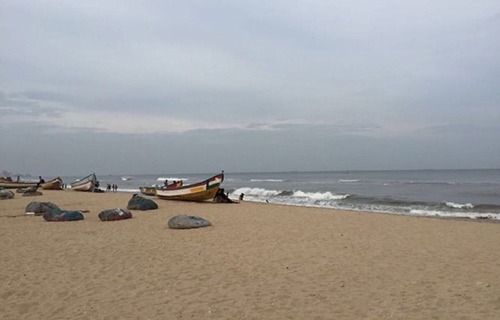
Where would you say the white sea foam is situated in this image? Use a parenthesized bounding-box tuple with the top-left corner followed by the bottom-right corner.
(292, 190, 349, 200)
(250, 179, 284, 182)
(157, 177, 187, 182)
(115, 188, 139, 193)
(231, 187, 349, 201)
(445, 202, 474, 209)
(409, 209, 498, 220)
(232, 187, 281, 197)
(338, 179, 360, 183)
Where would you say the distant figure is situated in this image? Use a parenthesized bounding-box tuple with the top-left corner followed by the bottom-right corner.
(239, 193, 244, 201)
(107, 184, 111, 192)
(16, 176, 20, 182)
(95, 180, 100, 188)
(164, 180, 168, 187)
(37, 176, 45, 188)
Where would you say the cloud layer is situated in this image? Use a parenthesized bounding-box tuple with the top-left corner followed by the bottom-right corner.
(1, 0, 499, 175)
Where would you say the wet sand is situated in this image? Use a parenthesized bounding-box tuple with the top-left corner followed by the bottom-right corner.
(1, 190, 499, 319)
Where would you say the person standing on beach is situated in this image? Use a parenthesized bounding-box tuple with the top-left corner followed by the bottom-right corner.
(37, 176, 45, 188)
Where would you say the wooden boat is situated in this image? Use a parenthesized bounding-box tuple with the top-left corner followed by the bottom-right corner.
(154, 172, 224, 201)
(70, 173, 97, 191)
(41, 177, 64, 190)
(139, 181, 183, 197)
(139, 186, 158, 196)
(0, 177, 38, 189)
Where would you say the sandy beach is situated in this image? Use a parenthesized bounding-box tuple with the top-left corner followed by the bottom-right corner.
(1, 190, 499, 319)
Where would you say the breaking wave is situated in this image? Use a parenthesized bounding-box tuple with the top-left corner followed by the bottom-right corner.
(445, 202, 474, 209)
(231, 187, 350, 202)
(293, 190, 349, 200)
(229, 186, 500, 221)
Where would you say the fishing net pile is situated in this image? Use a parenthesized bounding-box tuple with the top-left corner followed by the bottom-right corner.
(127, 195, 158, 210)
(98, 208, 133, 221)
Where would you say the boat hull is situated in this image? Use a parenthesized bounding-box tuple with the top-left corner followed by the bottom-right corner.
(41, 177, 64, 190)
(0, 179, 38, 189)
(70, 173, 97, 192)
(139, 187, 157, 196)
(154, 173, 224, 201)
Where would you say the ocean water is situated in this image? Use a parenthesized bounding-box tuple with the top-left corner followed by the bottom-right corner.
(59, 169, 500, 220)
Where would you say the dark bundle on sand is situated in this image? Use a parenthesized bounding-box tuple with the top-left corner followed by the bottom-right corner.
(127, 194, 158, 210)
(98, 208, 132, 221)
(25, 202, 59, 216)
(22, 186, 43, 197)
(213, 188, 236, 203)
(0, 190, 15, 200)
(43, 208, 84, 222)
(168, 215, 212, 229)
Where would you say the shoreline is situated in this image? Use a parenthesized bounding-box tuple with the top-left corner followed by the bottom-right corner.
(53, 188, 500, 223)
(1, 190, 500, 319)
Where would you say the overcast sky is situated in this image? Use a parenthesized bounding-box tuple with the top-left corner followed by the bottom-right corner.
(1, 0, 499, 176)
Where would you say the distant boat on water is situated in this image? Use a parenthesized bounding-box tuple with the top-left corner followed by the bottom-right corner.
(71, 173, 97, 191)
(154, 172, 224, 201)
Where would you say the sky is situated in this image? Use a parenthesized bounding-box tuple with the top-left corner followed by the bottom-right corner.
(1, 0, 499, 176)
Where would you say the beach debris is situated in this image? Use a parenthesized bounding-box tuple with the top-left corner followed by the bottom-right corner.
(168, 215, 212, 229)
(0, 190, 15, 200)
(127, 194, 158, 210)
(98, 208, 133, 221)
(25, 201, 60, 216)
(43, 208, 84, 222)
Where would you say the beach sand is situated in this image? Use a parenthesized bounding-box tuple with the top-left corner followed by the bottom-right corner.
(1, 190, 499, 319)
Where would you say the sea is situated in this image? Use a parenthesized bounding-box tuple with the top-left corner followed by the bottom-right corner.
(56, 169, 500, 221)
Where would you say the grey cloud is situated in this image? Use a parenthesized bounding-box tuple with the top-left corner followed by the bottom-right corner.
(0, 91, 65, 117)
(1, 0, 499, 174)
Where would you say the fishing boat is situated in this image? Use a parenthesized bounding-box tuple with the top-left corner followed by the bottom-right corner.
(41, 177, 64, 190)
(139, 186, 158, 196)
(154, 172, 224, 201)
(70, 173, 97, 191)
(0, 177, 38, 189)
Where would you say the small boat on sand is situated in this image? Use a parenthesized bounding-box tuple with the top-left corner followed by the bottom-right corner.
(41, 177, 64, 190)
(139, 186, 158, 196)
(71, 173, 97, 191)
(154, 172, 224, 201)
(0, 177, 38, 189)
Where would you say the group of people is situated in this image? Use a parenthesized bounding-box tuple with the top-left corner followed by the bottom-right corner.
(106, 184, 118, 192)
(164, 180, 183, 188)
